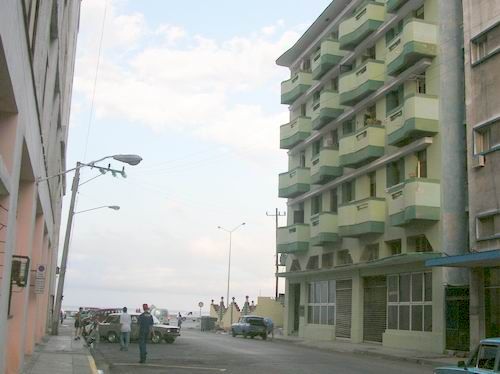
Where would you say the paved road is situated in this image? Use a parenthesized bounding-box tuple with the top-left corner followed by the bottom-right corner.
(93, 328, 436, 374)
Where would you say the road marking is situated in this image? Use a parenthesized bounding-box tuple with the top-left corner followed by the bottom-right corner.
(112, 363, 226, 372)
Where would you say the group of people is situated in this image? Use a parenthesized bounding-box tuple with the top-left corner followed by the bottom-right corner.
(119, 304, 154, 363)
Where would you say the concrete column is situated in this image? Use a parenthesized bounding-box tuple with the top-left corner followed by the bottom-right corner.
(438, 0, 469, 286)
(284, 280, 290, 335)
(469, 268, 485, 349)
(350, 270, 363, 343)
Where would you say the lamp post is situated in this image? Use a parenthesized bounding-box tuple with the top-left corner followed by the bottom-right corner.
(46, 154, 142, 335)
(217, 222, 245, 325)
(74, 205, 120, 215)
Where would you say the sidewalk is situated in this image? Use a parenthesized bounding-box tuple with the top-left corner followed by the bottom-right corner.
(22, 322, 100, 374)
(274, 332, 463, 368)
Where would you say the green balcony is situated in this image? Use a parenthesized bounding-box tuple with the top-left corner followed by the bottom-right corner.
(386, 0, 409, 13)
(339, 2, 386, 50)
(281, 71, 313, 105)
(339, 60, 385, 106)
(388, 179, 440, 226)
(311, 90, 345, 130)
(310, 213, 339, 246)
(339, 124, 385, 168)
(339, 197, 386, 237)
(279, 167, 310, 198)
(312, 39, 347, 80)
(277, 224, 310, 253)
(280, 117, 312, 149)
(310, 148, 342, 184)
(386, 19, 437, 76)
(386, 94, 439, 146)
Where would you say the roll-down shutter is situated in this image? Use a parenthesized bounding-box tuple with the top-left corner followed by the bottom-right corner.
(336, 279, 352, 338)
(363, 276, 387, 343)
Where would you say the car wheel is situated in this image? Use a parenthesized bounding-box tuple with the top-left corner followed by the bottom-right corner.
(262, 333, 267, 340)
(231, 329, 236, 337)
(164, 335, 175, 344)
(151, 331, 162, 344)
(107, 331, 118, 343)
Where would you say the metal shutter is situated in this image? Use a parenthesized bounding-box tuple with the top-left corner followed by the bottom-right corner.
(336, 279, 352, 338)
(363, 276, 387, 343)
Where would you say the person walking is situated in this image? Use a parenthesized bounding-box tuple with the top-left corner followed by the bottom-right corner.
(138, 304, 154, 364)
(177, 312, 182, 329)
(119, 307, 131, 351)
(74, 307, 83, 340)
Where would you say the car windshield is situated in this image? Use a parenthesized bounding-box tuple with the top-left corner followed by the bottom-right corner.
(247, 318, 265, 326)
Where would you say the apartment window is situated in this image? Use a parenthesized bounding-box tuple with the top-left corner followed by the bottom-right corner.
(312, 90, 321, 107)
(474, 120, 500, 154)
(386, 20, 403, 44)
(331, 77, 339, 91)
(387, 272, 432, 332)
(386, 158, 405, 188)
(308, 280, 335, 325)
(300, 103, 307, 117)
(299, 151, 306, 168)
(301, 58, 311, 72)
(408, 235, 433, 252)
(322, 253, 334, 268)
(386, 86, 404, 115)
(342, 120, 354, 136)
(311, 195, 322, 216)
(361, 46, 376, 63)
(330, 188, 338, 213)
(341, 181, 355, 204)
(415, 5, 424, 20)
(387, 239, 402, 255)
(416, 150, 427, 178)
(471, 23, 500, 64)
(361, 244, 379, 262)
(476, 213, 500, 240)
(290, 260, 301, 272)
(337, 250, 353, 265)
(416, 72, 426, 94)
(327, 129, 339, 150)
(293, 203, 305, 224)
(306, 256, 319, 270)
(369, 172, 377, 197)
(312, 139, 321, 158)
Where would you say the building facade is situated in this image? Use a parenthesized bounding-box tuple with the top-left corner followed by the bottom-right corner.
(427, 0, 500, 349)
(0, 1, 80, 373)
(277, 0, 468, 353)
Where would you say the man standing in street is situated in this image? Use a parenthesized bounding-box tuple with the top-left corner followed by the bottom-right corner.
(119, 307, 131, 351)
(138, 304, 154, 364)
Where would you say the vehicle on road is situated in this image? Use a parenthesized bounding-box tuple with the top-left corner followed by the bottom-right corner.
(231, 316, 267, 340)
(434, 338, 500, 373)
(99, 313, 180, 344)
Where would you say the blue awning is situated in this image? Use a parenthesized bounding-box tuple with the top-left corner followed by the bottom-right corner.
(425, 249, 500, 268)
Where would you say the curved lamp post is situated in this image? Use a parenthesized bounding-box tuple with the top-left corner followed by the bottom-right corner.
(74, 205, 120, 215)
(47, 154, 142, 335)
(218, 222, 245, 325)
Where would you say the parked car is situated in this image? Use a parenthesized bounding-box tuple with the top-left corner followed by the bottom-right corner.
(99, 313, 180, 344)
(231, 316, 267, 340)
(434, 338, 500, 373)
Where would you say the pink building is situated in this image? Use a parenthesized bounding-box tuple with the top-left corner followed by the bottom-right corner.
(0, 1, 81, 373)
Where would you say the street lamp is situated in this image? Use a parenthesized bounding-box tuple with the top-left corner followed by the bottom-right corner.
(218, 222, 245, 325)
(74, 205, 120, 214)
(44, 154, 142, 335)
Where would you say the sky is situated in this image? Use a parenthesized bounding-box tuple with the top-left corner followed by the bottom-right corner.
(61, 0, 331, 313)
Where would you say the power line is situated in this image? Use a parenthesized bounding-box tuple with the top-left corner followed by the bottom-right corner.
(266, 208, 286, 299)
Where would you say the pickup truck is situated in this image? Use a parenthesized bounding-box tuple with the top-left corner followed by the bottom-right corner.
(231, 316, 267, 340)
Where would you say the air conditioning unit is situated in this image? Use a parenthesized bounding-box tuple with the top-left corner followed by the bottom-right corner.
(472, 155, 486, 168)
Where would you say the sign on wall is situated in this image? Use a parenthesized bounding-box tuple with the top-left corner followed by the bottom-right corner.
(34, 264, 47, 294)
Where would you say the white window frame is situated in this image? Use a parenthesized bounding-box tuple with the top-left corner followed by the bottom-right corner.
(307, 280, 336, 326)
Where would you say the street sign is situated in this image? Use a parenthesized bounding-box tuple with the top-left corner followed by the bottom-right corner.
(34, 264, 46, 294)
(198, 301, 204, 308)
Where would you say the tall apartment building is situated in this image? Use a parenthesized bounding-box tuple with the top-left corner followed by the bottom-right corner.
(277, 0, 468, 353)
(427, 0, 500, 349)
(0, 1, 80, 372)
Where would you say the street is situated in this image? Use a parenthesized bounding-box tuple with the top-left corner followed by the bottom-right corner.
(93, 328, 436, 374)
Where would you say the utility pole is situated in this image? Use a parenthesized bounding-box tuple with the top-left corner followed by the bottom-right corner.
(266, 208, 286, 299)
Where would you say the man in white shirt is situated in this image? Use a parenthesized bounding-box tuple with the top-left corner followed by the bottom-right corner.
(119, 307, 132, 351)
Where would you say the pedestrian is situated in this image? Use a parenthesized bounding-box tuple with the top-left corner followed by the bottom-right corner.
(177, 312, 182, 329)
(60, 310, 64, 325)
(138, 304, 154, 364)
(264, 317, 274, 340)
(74, 307, 83, 340)
(119, 306, 131, 351)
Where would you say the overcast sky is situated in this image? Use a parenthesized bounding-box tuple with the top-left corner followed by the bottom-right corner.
(61, 0, 331, 313)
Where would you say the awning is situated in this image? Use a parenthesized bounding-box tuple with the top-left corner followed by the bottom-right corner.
(425, 249, 500, 268)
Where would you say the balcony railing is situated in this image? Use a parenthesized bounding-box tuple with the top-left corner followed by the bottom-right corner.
(338, 197, 386, 237)
(280, 117, 312, 150)
(311, 90, 345, 130)
(310, 212, 339, 246)
(386, 19, 437, 76)
(277, 224, 310, 253)
(278, 167, 310, 198)
(339, 124, 385, 168)
(339, 60, 385, 106)
(281, 71, 313, 105)
(387, 178, 440, 226)
(312, 39, 347, 80)
(339, 2, 386, 50)
(310, 148, 342, 184)
(386, 94, 439, 146)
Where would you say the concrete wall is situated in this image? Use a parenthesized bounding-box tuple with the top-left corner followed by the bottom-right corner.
(0, 1, 80, 373)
